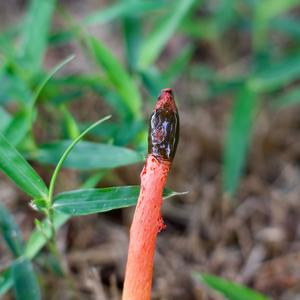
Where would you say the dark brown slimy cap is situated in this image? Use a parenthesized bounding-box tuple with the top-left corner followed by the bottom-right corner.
(148, 89, 179, 162)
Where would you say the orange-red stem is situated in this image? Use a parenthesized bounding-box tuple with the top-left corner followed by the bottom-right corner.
(122, 155, 170, 300)
(123, 89, 179, 300)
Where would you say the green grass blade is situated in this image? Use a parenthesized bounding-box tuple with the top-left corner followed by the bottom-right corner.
(248, 55, 300, 92)
(0, 107, 11, 131)
(121, 0, 147, 72)
(253, 0, 300, 51)
(47, 116, 111, 204)
(0, 72, 32, 105)
(3, 110, 32, 146)
(20, 0, 56, 73)
(194, 272, 269, 300)
(3, 56, 74, 147)
(163, 44, 194, 84)
(138, 0, 196, 69)
(30, 55, 75, 107)
(0, 132, 48, 199)
(222, 87, 258, 196)
(12, 257, 41, 300)
(53, 186, 185, 216)
(140, 68, 166, 97)
(88, 36, 142, 118)
(0, 204, 24, 257)
(0, 269, 13, 296)
(60, 104, 80, 140)
(33, 140, 144, 171)
(272, 86, 300, 108)
(271, 17, 300, 38)
(82, 1, 166, 26)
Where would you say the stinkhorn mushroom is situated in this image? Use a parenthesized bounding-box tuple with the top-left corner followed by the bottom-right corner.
(122, 88, 179, 300)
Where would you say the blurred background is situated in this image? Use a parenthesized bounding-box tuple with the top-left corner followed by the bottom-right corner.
(1, 0, 300, 299)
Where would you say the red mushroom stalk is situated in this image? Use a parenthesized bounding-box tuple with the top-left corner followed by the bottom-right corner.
(122, 88, 179, 300)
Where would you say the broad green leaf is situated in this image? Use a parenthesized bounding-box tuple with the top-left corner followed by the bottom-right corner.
(82, 1, 166, 26)
(222, 87, 258, 196)
(248, 56, 300, 92)
(20, 0, 56, 73)
(0, 132, 48, 199)
(53, 186, 185, 216)
(0, 203, 24, 257)
(195, 272, 269, 300)
(33, 140, 144, 171)
(88, 36, 142, 118)
(12, 257, 41, 300)
(138, 0, 196, 69)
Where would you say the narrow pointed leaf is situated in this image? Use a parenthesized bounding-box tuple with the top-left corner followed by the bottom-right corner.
(3, 56, 74, 146)
(12, 258, 41, 300)
(222, 87, 258, 196)
(138, 0, 196, 69)
(122, 3, 142, 72)
(272, 86, 300, 108)
(88, 36, 141, 118)
(20, 0, 56, 73)
(248, 56, 300, 92)
(0, 204, 24, 257)
(3, 110, 32, 146)
(0, 132, 48, 199)
(194, 272, 269, 300)
(0, 107, 11, 132)
(0, 269, 13, 296)
(53, 186, 186, 216)
(82, 1, 166, 26)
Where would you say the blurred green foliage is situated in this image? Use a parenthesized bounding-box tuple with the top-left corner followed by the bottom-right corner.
(1, 0, 300, 298)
